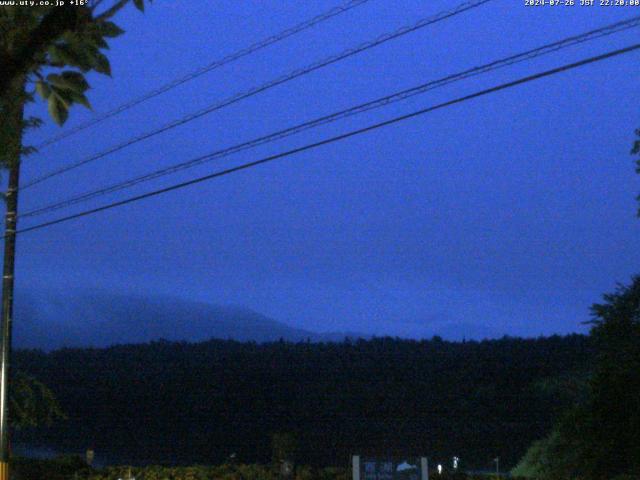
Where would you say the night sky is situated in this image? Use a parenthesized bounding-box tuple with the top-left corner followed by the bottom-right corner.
(14, 0, 640, 340)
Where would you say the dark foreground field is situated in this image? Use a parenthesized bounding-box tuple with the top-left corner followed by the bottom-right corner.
(13, 335, 592, 472)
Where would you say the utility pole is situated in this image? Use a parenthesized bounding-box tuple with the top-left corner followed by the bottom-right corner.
(0, 74, 26, 480)
(494, 457, 500, 479)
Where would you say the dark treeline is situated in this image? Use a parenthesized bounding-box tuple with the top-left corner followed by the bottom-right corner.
(13, 335, 592, 470)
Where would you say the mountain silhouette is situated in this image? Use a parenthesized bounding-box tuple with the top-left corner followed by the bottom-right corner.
(13, 291, 362, 350)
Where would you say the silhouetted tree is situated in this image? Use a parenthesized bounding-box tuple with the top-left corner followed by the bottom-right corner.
(11, 371, 65, 429)
(514, 276, 640, 479)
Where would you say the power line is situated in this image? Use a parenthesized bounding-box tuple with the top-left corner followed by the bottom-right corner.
(34, 0, 374, 150)
(13, 42, 640, 237)
(21, 0, 494, 190)
(19, 15, 640, 219)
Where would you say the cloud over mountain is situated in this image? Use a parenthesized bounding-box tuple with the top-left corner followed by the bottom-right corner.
(13, 291, 360, 350)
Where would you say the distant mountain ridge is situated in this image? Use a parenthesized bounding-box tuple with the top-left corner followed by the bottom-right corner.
(13, 291, 364, 350)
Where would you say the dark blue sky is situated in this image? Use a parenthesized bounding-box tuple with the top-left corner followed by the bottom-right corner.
(16, 0, 640, 339)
